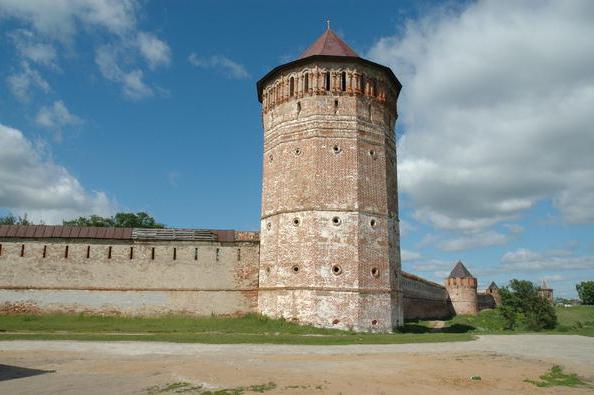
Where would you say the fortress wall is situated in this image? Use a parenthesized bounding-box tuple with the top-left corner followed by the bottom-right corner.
(477, 293, 497, 310)
(401, 272, 452, 320)
(0, 238, 259, 316)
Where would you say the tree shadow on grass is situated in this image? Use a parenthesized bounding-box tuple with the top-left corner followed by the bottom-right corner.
(0, 365, 55, 381)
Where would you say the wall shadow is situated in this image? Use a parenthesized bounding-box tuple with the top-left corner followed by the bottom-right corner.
(0, 364, 55, 381)
(398, 321, 476, 334)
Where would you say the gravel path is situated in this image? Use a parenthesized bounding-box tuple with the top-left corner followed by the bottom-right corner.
(1, 334, 592, 364)
(1, 335, 592, 394)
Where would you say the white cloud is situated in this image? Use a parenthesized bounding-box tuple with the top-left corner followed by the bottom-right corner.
(401, 249, 421, 262)
(95, 45, 152, 99)
(35, 100, 82, 140)
(6, 61, 50, 101)
(0, 123, 116, 224)
(501, 248, 594, 271)
(438, 230, 510, 252)
(188, 53, 249, 79)
(7, 29, 57, 67)
(369, 0, 594, 230)
(137, 32, 171, 69)
(0, 0, 138, 42)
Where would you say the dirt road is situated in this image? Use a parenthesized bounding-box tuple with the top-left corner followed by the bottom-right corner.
(1, 335, 593, 394)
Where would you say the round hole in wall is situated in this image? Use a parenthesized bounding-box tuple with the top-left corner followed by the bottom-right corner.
(292, 217, 300, 226)
(332, 319, 340, 325)
(371, 319, 378, 326)
(266, 222, 272, 230)
(332, 216, 341, 226)
(333, 145, 341, 154)
(371, 267, 380, 278)
(370, 219, 377, 228)
(369, 149, 377, 159)
(332, 265, 342, 275)
(292, 265, 300, 273)
(294, 148, 301, 156)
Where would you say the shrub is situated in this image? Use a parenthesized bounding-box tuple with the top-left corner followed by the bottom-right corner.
(576, 281, 594, 305)
(499, 279, 557, 331)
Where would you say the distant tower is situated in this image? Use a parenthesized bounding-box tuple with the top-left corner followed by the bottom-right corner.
(539, 280, 554, 303)
(256, 27, 402, 332)
(485, 281, 501, 307)
(445, 261, 478, 315)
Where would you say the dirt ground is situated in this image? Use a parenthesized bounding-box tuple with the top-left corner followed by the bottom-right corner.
(1, 335, 593, 394)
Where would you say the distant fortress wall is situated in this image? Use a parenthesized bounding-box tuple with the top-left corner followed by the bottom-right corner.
(0, 225, 260, 316)
(401, 272, 452, 320)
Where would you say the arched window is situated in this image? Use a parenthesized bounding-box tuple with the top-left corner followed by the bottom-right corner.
(341, 71, 346, 91)
(324, 72, 330, 90)
(290, 77, 295, 96)
(304, 73, 309, 91)
(360, 75, 366, 94)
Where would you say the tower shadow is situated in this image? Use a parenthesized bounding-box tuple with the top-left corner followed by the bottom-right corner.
(0, 364, 55, 381)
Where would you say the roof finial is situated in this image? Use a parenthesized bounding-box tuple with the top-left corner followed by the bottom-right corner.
(326, 18, 331, 31)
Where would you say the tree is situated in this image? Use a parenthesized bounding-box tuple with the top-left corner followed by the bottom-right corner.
(63, 212, 164, 228)
(0, 213, 33, 225)
(576, 281, 594, 305)
(499, 279, 557, 331)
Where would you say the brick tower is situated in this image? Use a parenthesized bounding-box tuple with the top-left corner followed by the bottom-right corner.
(445, 261, 479, 315)
(256, 27, 403, 332)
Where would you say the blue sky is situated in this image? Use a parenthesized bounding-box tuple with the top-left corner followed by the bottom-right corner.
(0, 0, 593, 298)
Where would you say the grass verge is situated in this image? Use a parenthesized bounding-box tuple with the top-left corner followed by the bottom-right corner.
(0, 313, 473, 345)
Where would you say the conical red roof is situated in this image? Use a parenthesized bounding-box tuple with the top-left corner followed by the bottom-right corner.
(299, 29, 359, 59)
(448, 261, 475, 279)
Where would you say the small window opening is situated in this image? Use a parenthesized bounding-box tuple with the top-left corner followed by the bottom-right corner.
(194, 247, 198, 261)
(368, 103, 372, 120)
(289, 77, 294, 96)
(360, 75, 366, 94)
(341, 71, 346, 91)
(372, 320, 378, 326)
(129, 246, 134, 260)
(43, 245, 47, 258)
(371, 267, 380, 278)
(0, 244, 2, 256)
(266, 222, 272, 230)
(334, 99, 339, 114)
(370, 219, 377, 228)
(108, 246, 112, 259)
(333, 145, 341, 154)
(324, 72, 330, 90)
(216, 247, 220, 262)
(268, 154, 273, 163)
(265, 266, 271, 274)
(291, 265, 300, 273)
(293, 217, 300, 226)
(20, 244, 25, 257)
(332, 319, 340, 325)
(297, 101, 301, 114)
(304, 73, 309, 91)
(369, 149, 377, 159)
(237, 248, 241, 261)
(86, 246, 91, 259)
(294, 148, 301, 156)
(151, 247, 155, 260)
(332, 216, 341, 226)
(332, 265, 342, 275)
(64, 246, 69, 259)
(173, 247, 177, 260)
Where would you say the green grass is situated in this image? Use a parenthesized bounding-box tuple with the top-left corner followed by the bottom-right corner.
(525, 365, 589, 388)
(404, 305, 594, 336)
(146, 381, 277, 394)
(0, 313, 473, 345)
